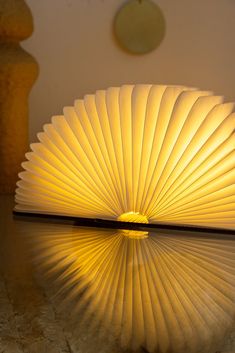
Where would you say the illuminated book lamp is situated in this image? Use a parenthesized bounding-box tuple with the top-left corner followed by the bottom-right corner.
(14, 84, 235, 233)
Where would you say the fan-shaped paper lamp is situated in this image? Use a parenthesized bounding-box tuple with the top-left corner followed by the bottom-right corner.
(24, 222, 235, 353)
(14, 84, 235, 231)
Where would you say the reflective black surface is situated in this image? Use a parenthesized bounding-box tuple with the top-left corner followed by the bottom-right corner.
(20, 221, 235, 353)
(1, 196, 235, 353)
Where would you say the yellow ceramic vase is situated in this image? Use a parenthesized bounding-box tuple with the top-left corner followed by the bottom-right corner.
(0, 0, 38, 193)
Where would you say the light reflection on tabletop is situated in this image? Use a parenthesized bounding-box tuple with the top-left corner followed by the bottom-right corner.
(20, 222, 235, 353)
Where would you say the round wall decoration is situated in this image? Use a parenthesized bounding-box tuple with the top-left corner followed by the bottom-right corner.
(113, 0, 166, 55)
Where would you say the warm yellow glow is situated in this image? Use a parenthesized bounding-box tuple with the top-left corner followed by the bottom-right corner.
(24, 222, 235, 353)
(117, 211, 148, 223)
(15, 84, 235, 229)
(119, 229, 149, 238)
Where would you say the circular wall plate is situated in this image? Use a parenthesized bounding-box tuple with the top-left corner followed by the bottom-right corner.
(113, 0, 166, 55)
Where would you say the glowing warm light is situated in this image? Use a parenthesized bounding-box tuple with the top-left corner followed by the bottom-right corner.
(119, 229, 149, 238)
(117, 211, 149, 223)
(15, 84, 235, 229)
(24, 222, 235, 353)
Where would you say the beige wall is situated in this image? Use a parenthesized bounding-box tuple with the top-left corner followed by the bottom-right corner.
(23, 0, 235, 141)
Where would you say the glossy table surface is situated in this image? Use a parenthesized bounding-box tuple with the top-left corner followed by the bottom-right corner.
(1, 195, 235, 353)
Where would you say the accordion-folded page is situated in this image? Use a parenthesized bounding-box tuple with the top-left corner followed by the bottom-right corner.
(15, 84, 235, 230)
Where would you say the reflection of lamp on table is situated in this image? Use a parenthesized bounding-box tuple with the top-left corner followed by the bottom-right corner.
(22, 222, 235, 353)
